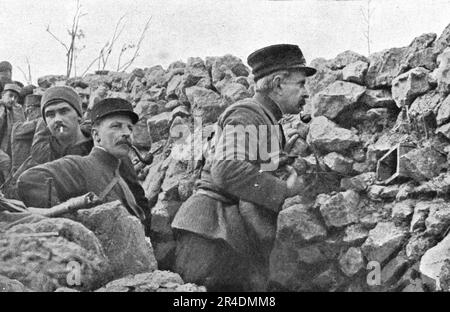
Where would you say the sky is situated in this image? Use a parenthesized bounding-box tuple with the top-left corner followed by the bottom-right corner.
(0, 0, 450, 84)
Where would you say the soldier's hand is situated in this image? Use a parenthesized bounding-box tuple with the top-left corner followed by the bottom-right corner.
(285, 165, 307, 198)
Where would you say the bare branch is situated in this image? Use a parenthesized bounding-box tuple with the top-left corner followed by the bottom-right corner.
(46, 25, 69, 51)
(17, 66, 29, 84)
(118, 16, 152, 72)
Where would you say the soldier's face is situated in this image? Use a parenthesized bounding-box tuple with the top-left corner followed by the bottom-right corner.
(277, 71, 309, 115)
(44, 101, 81, 140)
(1, 90, 18, 106)
(0, 70, 12, 83)
(94, 115, 133, 158)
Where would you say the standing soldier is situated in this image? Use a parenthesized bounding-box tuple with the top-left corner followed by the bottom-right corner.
(0, 83, 24, 183)
(171, 44, 317, 291)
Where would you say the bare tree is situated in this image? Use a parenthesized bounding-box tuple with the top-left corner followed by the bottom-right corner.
(360, 0, 374, 55)
(17, 57, 33, 85)
(46, 0, 86, 77)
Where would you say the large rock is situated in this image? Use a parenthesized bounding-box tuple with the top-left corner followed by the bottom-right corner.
(433, 48, 450, 95)
(343, 224, 369, 245)
(391, 200, 415, 222)
(147, 112, 172, 142)
(323, 152, 353, 175)
(342, 60, 368, 85)
(361, 222, 407, 264)
(401, 33, 438, 72)
(409, 90, 444, 118)
(424, 201, 450, 236)
(307, 116, 359, 153)
(0, 275, 28, 292)
(144, 65, 167, 88)
(37, 75, 67, 88)
(420, 233, 450, 289)
(312, 81, 366, 120)
(183, 57, 211, 89)
(434, 23, 450, 55)
(319, 190, 360, 228)
(0, 215, 111, 291)
(72, 201, 157, 279)
(305, 58, 342, 99)
(329, 50, 369, 70)
(276, 204, 327, 245)
(405, 234, 436, 261)
(96, 270, 206, 292)
(365, 47, 407, 88)
(436, 95, 450, 125)
(219, 82, 251, 104)
(185, 86, 227, 124)
(339, 247, 365, 277)
(209, 54, 249, 88)
(340, 172, 376, 192)
(401, 146, 446, 182)
(359, 89, 396, 109)
(391, 67, 434, 108)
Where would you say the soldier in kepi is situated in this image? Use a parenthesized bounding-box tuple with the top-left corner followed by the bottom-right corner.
(171, 44, 317, 291)
(0, 83, 24, 184)
(17, 98, 150, 227)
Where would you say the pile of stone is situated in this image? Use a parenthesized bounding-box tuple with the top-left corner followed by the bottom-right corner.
(7, 22, 450, 292)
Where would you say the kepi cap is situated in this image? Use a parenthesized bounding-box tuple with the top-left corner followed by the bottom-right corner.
(90, 98, 139, 124)
(247, 44, 316, 82)
(2, 83, 22, 95)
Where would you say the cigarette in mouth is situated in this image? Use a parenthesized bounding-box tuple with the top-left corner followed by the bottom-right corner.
(59, 126, 64, 133)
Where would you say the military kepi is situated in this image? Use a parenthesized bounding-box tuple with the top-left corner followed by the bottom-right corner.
(247, 44, 316, 81)
(90, 98, 139, 124)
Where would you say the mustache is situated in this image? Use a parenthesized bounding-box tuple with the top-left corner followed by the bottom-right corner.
(116, 138, 131, 146)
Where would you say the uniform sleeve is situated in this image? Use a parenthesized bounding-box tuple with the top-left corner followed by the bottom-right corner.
(209, 108, 288, 212)
(17, 157, 87, 208)
(0, 104, 6, 138)
(30, 118, 54, 164)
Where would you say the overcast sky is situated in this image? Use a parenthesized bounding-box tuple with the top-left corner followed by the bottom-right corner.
(0, 0, 450, 84)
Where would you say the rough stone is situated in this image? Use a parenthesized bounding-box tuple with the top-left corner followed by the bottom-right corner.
(306, 58, 342, 98)
(359, 89, 396, 109)
(312, 266, 346, 292)
(392, 200, 415, 221)
(319, 190, 360, 228)
(406, 234, 436, 261)
(401, 146, 446, 182)
(182, 57, 211, 89)
(0, 275, 28, 292)
(277, 204, 327, 244)
(307, 116, 359, 153)
(401, 33, 438, 72)
(185, 86, 226, 124)
(408, 90, 443, 118)
(73, 201, 157, 279)
(342, 60, 368, 85)
(361, 222, 407, 264)
(339, 247, 365, 277)
(420, 233, 450, 289)
(150, 197, 182, 236)
(365, 47, 407, 88)
(433, 47, 450, 95)
(323, 152, 353, 175)
(391, 67, 433, 108)
(312, 81, 366, 120)
(144, 65, 167, 88)
(147, 112, 172, 142)
(381, 254, 409, 285)
(436, 95, 450, 126)
(210, 54, 249, 88)
(37, 75, 67, 88)
(424, 202, 450, 236)
(96, 270, 206, 292)
(330, 50, 369, 70)
(0, 216, 111, 292)
(343, 224, 369, 245)
(219, 82, 251, 104)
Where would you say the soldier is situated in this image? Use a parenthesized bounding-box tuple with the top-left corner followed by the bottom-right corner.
(0, 83, 25, 183)
(1, 87, 92, 198)
(30, 86, 93, 165)
(171, 44, 317, 291)
(0, 61, 13, 92)
(17, 98, 150, 224)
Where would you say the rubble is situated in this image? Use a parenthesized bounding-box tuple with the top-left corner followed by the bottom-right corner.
(391, 67, 434, 108)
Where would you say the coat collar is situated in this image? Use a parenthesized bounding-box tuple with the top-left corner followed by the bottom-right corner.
(90, 146, 122, 169)
(254, 91, 283, 122)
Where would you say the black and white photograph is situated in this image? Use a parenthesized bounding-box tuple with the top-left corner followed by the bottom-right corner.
(1, 0, 450, 302)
